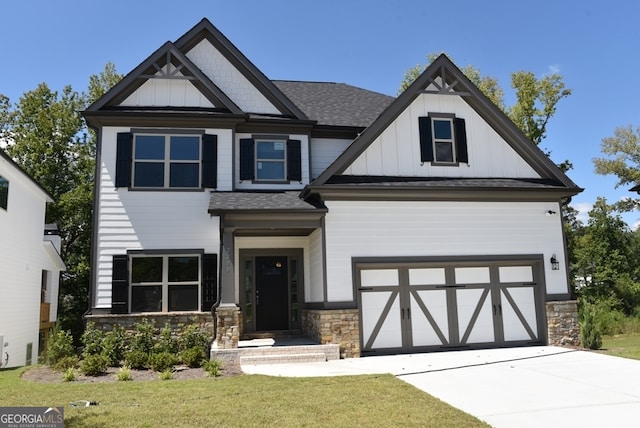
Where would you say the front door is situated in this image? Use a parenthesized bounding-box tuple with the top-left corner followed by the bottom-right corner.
(255, 256, 289, 330)
(241, 250, 302, 334)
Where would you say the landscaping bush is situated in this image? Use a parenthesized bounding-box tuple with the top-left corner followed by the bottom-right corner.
(180, 346, 205, 368)
(46, 327, 75, 366)
(124, 350, 149, 370)
(203, 359, 222, 377)
(116, 365, 132, 381)
(148, 352, 177, 372)
(129, 318, 156, 354)
(51, 355, 79, 372)
(101, 325, 127, 367)
(80, 354, 109, 376)
(159, 369, 173, 380)
(61, 368, 77, 382)
(580, 303, 603, 350)
(179, 324, 209, 351)
(81, 322, 105, 357)
(154, 323, 179, 354)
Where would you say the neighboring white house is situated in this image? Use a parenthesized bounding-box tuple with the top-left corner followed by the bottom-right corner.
(0, 149, 65, 368)
(83, 18, 582, 357)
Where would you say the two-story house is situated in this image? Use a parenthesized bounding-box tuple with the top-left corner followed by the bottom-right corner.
(0, 149, 65, 368)
(84, 18, 581, 358)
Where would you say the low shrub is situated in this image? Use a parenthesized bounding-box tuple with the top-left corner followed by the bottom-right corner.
(179, 324, 209, 351)
(154, 323, 179, 354)
(203, 359, 222, 377)
(129, 319, 156, 354)
(80, 354, 109, 376)
(46, 327, 75, 366)
(61, 368, 76, 382)
(580, 303, 603, 350)
(81, 322, 105, 358)
(159, 369, 173, 380)
(116, 365, 132, 381)
(180, 346, 205, 368)
(149, 352, 177, 372)
(51, 355, 80, 372)
(102, 325, 127, 367)
(124, 350, 149, 370)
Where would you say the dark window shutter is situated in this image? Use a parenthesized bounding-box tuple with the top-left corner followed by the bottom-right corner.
(201, 254, 218, 311)
(115, 133, 133, 188)
(202, 134, 218, 188)
(454, 118, 468, 163)
(111, 255, 129, 314)
(418, 117, 434, 162)
(287, 139, 302, 181)
(239, 139, 254, 181)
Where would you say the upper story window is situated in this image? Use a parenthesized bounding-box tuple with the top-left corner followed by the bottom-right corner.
(418, 114, 468, 165)
(115, 132, 217, 189)
(133, 135, 201, 188)
(256, 140, 286, 181)
(239, 137, 302, 183)
(0, 176, 8, 210)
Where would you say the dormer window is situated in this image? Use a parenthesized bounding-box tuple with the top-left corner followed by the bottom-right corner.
(419, 114, 468, 165)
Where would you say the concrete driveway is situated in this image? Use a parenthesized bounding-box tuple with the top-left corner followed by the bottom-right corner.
(241, 346, 640, 427)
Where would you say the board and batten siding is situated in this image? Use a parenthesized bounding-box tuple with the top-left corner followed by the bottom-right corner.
(310, 138, 351, 179)
(323, 200, 567, 302)
(307, 228, 325, 302)
(185, 39, 280, 115)
(94, 127, 222, 308)
(343, 93, 539, 178)
(0, 157, 57, 367)
(120, 68, 216, 108)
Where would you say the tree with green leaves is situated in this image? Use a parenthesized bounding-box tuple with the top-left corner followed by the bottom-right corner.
(593, 124, 640, 212)
(573, 197, 640, 315)
(1, 62, 122, 341)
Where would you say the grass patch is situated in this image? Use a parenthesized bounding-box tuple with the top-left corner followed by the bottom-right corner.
(599, 333, 640, 360)
(1, 367, 488, 427)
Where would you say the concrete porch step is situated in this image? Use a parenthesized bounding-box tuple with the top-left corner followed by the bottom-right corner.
(240, 352, 328, 365)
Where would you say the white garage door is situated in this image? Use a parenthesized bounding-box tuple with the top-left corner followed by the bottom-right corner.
(358, 258, 545, 354)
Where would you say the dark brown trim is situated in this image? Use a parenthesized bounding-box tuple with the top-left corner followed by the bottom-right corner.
(83, 111, 247, 129)
(545, 293, 573, 301)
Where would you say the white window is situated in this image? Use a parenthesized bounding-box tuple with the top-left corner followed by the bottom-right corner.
(431, 118, 455, 163)
(130, 255, 200, 312)
(255, 139, 287, 181)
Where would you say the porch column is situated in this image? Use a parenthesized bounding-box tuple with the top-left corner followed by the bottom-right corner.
(220, 228, 235, 305)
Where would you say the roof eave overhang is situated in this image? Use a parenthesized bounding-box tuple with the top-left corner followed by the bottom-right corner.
(303, 185, 582, 202)
(83, 110, 248, 128)
(212, 209, 327, 232)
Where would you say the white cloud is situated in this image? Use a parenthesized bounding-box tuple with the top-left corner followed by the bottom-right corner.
(571, 201, 592, 224)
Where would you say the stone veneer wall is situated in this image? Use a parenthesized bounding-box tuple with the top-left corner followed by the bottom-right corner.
(546, 300, 580, 347)
(85, 312, 213, 334)
(214, 306, 242, 349)
(302, 309, 360, 358)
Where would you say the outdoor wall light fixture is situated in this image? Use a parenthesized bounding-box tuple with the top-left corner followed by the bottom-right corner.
(550, 254, 560, 270)
(546, 210, 557, 216)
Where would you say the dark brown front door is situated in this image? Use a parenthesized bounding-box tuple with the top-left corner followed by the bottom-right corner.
(255, 256, 289, 331)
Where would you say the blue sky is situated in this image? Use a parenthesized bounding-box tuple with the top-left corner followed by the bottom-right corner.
(3, 1, 639, 226)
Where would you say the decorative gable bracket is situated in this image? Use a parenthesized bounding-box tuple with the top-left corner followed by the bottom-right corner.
(420, 64, 471, 96)
(140, 51, 198, 81)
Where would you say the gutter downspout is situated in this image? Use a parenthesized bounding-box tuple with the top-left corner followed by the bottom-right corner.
(207, 212, 224, 358)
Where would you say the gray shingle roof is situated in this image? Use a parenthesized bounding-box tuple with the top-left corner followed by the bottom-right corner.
(273, 81, 394, 128)
(324, 176, 566, 189)
(209, 191, 323, 212)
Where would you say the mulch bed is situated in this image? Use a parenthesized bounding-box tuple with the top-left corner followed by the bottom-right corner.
(20, 364, 243, 383)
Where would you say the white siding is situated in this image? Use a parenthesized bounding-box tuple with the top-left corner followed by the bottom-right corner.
(94, 127, 223, 308)
(324, 200, 567, 302)
(235, 133, 310, 190)
(344, 93, 539, 178)
(186, 39, 280, 114)
(120, 69, 215, 108)
(310, 138, 351, 179)
(0, 156, 63, 367)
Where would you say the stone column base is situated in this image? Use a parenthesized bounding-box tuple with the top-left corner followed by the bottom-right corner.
(213, 305, 241, 349)
(546, 300, 580, 347)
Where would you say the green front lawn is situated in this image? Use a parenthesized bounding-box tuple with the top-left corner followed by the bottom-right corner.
(1, 367, 488, 427)
(599, 333, 640, 361)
